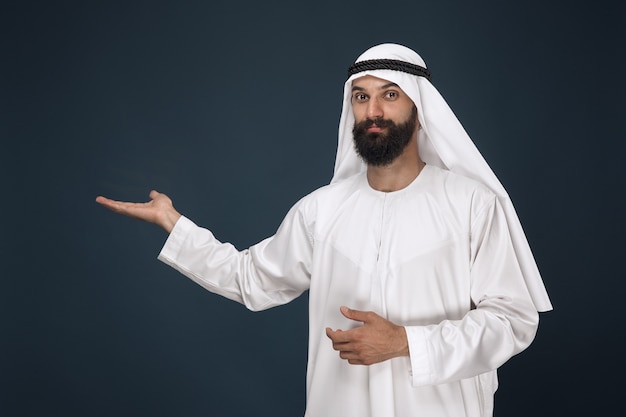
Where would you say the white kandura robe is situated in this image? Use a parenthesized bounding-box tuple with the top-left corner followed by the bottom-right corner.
(158, 165, 539, 417)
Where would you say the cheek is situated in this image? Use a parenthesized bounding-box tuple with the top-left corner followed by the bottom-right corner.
(398, 103, 416, 124)
(352, 107, 366, 122)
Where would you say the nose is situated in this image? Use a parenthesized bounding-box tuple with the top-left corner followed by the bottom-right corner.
(366, 98, 383, 119)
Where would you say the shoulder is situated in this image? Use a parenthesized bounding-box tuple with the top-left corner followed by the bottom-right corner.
(425, 165, 486, 190)
(290, 173, 363, 219)
(301, 172, 362, 203)
(427, 165, 494, 195)
(423, 165, 497, 213)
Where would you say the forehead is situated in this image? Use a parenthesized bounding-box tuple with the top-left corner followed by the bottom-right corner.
(351, 74, 402, 91)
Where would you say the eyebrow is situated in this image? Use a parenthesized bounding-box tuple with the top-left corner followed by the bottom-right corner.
(351, 82, 400, 92)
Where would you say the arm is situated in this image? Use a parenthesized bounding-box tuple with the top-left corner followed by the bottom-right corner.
(404, 196, 539, 386)
(96, 191, 313, 311)
(157, 199, 313, 311)
(326, 196, 538, 386)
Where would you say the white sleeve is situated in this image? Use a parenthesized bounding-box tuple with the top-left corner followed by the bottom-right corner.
(157, 201, 313, 312)
(405, 196, 539, 386)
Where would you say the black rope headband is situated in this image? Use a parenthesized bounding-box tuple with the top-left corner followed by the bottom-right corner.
(348, 59, 432, 82)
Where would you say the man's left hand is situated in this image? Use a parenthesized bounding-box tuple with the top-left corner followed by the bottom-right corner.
(325, 306, 409, 365)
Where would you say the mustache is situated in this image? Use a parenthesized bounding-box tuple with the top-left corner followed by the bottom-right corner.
(357, 118, 394, 130)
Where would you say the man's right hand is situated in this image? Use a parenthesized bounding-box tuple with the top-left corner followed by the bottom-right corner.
(96, 190, 182, 233)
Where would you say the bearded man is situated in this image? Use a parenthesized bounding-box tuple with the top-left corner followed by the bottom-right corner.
(97, 43, 551, 417)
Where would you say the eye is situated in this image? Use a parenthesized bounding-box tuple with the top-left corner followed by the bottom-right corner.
(352, 92, 368, 102)
(384, 90, 399, 100)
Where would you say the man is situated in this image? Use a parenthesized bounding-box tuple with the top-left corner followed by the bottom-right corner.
(97, 43, 551, 417)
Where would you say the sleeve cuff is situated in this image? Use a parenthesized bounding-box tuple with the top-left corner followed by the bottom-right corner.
(405, 325, 434, 386)
(157, 215, 195, 264)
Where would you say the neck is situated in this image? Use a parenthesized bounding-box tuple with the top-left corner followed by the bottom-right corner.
(366, 139, 425, 192)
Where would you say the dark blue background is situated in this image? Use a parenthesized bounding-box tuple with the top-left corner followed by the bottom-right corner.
(2, 1, 624, 415)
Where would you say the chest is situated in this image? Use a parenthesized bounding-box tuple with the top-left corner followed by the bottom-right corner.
(318, 192, 469, 269)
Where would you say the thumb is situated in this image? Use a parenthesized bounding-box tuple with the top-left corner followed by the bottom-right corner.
(340, 306, 369, 323)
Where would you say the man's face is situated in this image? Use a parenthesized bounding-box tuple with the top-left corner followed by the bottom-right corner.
(351, 75, 418, 166)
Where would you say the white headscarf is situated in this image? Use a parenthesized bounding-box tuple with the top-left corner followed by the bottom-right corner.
(333, 43, 552, 312)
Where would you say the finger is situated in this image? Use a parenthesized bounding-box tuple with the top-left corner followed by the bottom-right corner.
(96, 198, 152, 219)
(98, 198, 134, 210)
(95, 196, 111, 205)
(340, 306, 372, 323)
(326, 327, 350, 342)
(336, 349, 366, 365)
(339, 350, 358, 361)
(96, 196, 127, 211)
(326, 327, 343, 341)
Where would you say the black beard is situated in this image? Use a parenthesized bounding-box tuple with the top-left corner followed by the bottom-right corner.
(352, 106, 418, 167)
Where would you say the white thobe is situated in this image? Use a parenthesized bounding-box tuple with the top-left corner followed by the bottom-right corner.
(158, 165, 539, 417)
